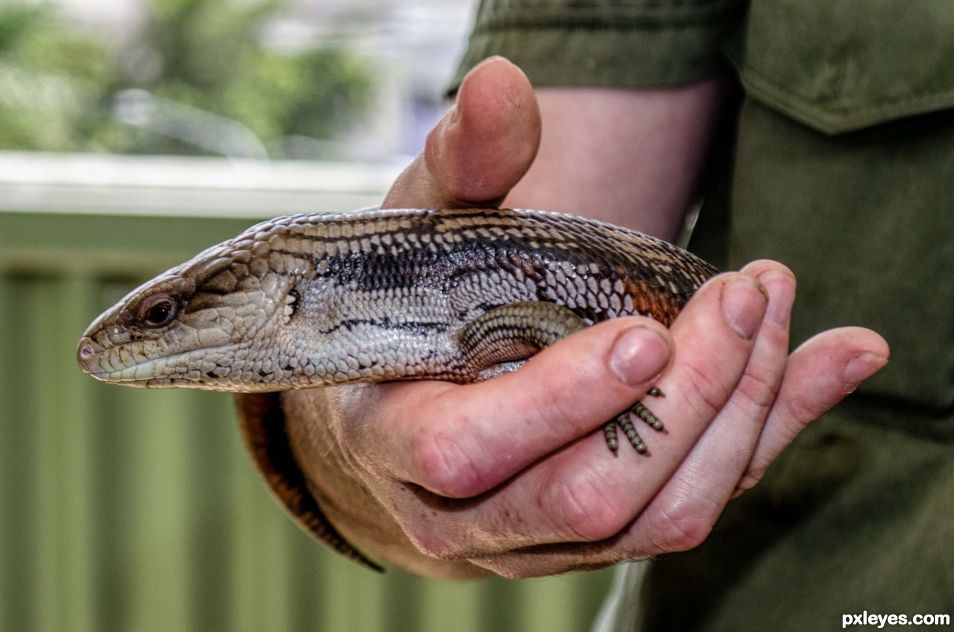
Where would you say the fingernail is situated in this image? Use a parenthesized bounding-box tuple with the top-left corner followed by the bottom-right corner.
(609, 326, 670, 386)
(842, 351, 889, 390)
(721, 276, 767, 339)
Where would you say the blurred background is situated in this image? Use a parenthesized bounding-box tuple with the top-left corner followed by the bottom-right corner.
(0, 1, 614, 630)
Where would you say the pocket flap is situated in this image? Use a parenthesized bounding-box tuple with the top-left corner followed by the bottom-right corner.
(726, 0, 954, 134)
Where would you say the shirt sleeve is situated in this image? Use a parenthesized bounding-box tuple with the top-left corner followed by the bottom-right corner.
(450, 0, 745, 92)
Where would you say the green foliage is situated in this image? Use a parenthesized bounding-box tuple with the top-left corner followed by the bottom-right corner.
(0, 3, 111, 151)
(0, 0, 373, 157)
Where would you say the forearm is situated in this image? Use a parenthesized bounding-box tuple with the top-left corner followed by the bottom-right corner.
(506, 79, 730, 239)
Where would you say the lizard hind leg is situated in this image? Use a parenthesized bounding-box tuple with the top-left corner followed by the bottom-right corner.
(454, 301, 588, 378)
(455, 302, 667, 457)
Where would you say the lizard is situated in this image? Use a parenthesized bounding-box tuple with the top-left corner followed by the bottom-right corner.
(76, 207, 718, 570)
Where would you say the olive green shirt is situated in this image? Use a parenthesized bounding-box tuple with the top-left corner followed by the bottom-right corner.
(455, 1, 954, 629)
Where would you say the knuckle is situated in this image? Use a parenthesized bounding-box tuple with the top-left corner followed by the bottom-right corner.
(410, 426, 485, 498)
(781, 393, 826, 428)
(645, 497, 719, 553)
(681, 361, 730, 421)
(544, 469, 633, 542)
(735, 363, 781, 412)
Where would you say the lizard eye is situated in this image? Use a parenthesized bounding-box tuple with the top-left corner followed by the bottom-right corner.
(138, 294, 177, 328)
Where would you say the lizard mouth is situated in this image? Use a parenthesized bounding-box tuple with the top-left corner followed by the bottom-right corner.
(76, 335, 166, 384)
(78, 337, 273, 392)
(81, 355, 200, 387)
(77, 336, 232, 388)
(84, 363, 240, 390)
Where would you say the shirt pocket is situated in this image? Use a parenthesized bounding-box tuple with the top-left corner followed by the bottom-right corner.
(725, 0, 954, 134)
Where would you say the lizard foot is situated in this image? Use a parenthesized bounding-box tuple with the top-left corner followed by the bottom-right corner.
(602, 388, 666, 455)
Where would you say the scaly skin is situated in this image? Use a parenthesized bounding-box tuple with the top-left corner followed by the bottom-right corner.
(77, 207, 715, 389)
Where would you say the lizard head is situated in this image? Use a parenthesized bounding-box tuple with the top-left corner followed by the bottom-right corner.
(76, 233, 310, 391)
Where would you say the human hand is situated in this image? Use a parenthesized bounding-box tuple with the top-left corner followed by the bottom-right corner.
(283, 57, 889, 578)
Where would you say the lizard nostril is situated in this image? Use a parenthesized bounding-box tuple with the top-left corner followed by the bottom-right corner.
(76, 337, 97, 370)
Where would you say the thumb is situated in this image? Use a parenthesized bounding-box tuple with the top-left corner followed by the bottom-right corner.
(383, 56, 541, 209)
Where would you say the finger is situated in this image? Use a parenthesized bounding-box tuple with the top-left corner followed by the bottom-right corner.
(364, 273, 768, 560)
(382, 56, 541, 209)
(465, 267, 788, 576)
(613, 262, 795, 557)
(480, 273, 767, 554)
(734, 326, 889, 493)
(470, 291, 889, 577)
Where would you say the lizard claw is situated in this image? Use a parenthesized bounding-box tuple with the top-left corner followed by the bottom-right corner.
(602, 398, 666, 455)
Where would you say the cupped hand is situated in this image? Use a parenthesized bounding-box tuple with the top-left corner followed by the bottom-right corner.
(283, 57, 889, 578)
